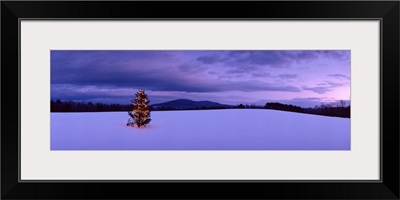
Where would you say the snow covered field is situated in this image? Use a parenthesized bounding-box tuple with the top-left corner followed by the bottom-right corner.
(51, 109, 350, 150)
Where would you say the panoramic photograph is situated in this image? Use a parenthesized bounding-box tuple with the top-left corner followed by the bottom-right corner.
(50, 50, 351, 150)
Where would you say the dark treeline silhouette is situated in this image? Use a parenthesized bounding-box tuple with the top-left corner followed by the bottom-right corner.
(265, 102, 304, 113)
(51, 100, 350, 118)
(305, 103, 350, 118)
(51, 100, 231, 112)
(264, 102, 350, 118)
(235, 104, 264, 109)
(51, 100, 132, 112)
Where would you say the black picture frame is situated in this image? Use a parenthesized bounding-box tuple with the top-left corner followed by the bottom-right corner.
(1, 1, 399, 199)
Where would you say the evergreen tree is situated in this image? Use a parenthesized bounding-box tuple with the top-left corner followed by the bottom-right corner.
(237, 104, 245, 109)
(127, 89, 151, 128)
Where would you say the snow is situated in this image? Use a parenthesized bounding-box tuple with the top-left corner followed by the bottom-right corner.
(51, 109, 350, 150)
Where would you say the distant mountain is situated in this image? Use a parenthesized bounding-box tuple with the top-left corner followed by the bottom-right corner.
(151, 99, 232, 109)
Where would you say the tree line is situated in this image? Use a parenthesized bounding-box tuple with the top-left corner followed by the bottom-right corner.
(264, 102, 350, 118)
(51, 100, 231, 112)
(51, 100, 350, 118)
(51, 100, 132, 112)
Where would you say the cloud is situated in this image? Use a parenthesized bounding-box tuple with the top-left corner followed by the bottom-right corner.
(252, 72, 271, 78)
(226, 51, 290, 68)
(51, 85, 117, 103)
(231, 81, 301, 92)
(51, 50, 303, 93)
(196, 53, 227, 64)
(218, 74, 245, 79)
(302, 86, 333, 94)
(317, 81, 345, 87)
(225, 65, 259, 74)
(316, 50, 350, 61)
(291, 97, 322, 101)
(328, 74, 350, 80)
(51, 50, 349, 103)
(226, 50, 343, 68)
(52, 51, 213, 92)
(220, 50, 349, 79)
(177, 62, 206, 73)
(302, 80, 346, 94)
(278, 74, 298, 79)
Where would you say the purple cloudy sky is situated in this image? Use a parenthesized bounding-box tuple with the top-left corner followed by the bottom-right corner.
(51, 50, 350, 108)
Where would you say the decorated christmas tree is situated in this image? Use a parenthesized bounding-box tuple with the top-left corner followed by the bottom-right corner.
(127, 89, 151, 128)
